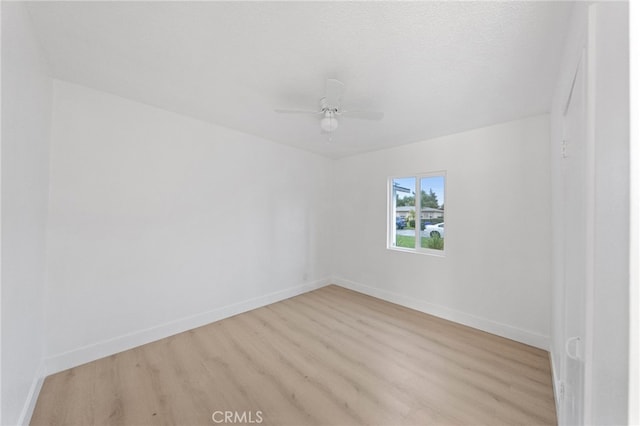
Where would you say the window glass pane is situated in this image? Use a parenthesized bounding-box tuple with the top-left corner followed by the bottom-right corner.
(392, 177, 416, 248)
(420, 175, 445, 250)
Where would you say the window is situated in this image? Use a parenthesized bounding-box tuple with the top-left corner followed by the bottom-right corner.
(388, 172, 446, 254)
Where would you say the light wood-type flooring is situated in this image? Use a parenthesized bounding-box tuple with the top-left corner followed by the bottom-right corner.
(31, 285, 557, 426)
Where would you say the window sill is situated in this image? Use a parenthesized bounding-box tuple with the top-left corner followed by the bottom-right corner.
(387, 246, 446, 257)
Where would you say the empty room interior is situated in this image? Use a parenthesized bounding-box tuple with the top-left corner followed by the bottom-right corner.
(1, 1, 637, 426)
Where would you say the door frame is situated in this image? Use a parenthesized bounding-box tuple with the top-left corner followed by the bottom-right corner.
(558, 7, 597, 421)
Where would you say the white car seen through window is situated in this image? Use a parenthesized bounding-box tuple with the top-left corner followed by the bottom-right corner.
(425, 223, 444, 238)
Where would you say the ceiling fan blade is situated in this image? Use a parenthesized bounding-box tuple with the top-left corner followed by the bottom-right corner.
(325, 79, 345, 107)
(340, 110, 384, 121)
(274, 108, 321, 115)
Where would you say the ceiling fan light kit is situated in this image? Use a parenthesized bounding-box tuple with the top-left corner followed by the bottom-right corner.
(320, 111, 339, 132)
(275, 78, 383, 137)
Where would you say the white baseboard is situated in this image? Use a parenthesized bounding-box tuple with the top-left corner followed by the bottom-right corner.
(44, 278, 331, 375)
(332, 276, 550, 350)
(16, 363, 46, 426)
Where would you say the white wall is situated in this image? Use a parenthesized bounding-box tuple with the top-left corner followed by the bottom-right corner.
(630, 2, 639, 423)
(332, 115, 551, 349)
(44, 80, 333, 373)
(590, 3, 629, 424)
(1, 2, 52, 425)
(550, 2, 630, 424)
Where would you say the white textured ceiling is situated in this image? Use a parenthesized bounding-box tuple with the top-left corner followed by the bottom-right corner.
(27, 1, 573, 158)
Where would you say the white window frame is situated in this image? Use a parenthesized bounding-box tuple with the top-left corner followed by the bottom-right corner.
(387, 171, 446, 256)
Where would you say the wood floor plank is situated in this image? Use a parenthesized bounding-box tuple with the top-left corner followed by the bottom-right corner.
(302, 290, 554, 404)
(31, 285, 557, 426)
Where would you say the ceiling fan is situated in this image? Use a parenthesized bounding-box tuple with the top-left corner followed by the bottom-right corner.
(275, 79, 384, 134)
